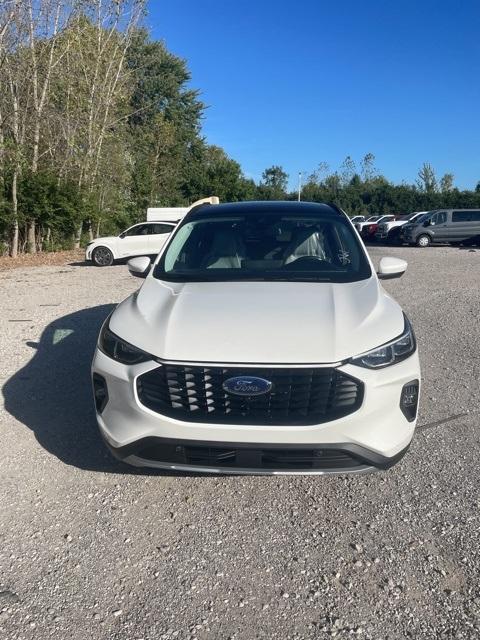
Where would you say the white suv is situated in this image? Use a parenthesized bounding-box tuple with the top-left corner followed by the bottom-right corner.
(85, 222, 176, 266)
(92, 201, 420, 474)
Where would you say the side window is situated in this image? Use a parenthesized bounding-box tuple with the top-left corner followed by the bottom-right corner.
(433, 212, 447, 225)
(469, 211, 480, 222)
(125, 224, 149, 236)
(150, 224, 174, 235)
(452, 211, 471, 223)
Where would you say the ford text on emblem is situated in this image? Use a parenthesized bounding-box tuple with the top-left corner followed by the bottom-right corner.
(222, 376, 273, 397)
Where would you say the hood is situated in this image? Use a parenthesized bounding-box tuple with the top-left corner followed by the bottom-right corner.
(90, 236, 118, 245)
(109, 277, 404, 364)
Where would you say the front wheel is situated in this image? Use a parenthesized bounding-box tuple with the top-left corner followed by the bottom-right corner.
(416, 234, 431, 248)
(92, 246, 114, 266)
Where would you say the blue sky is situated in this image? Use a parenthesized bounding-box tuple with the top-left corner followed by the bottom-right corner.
(147, 0, 480, 190)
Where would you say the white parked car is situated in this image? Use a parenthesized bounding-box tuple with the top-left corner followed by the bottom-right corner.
(85, 221, 176, 266)
(92, 201, 420, 474)
(375, 212, 428, 244)
(354, 215, 382, 233)
(355, 215, 395, 238)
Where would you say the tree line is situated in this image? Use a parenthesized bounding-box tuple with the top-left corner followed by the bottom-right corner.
(1, 1, 480, 257)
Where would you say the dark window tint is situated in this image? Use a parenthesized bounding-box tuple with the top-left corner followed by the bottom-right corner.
(452, 211, 472, 223)
(150, 224, 174, 235)
(432, 211, 447, 225)
(469, 211, 480, 222)
(124, 224, 150, 236)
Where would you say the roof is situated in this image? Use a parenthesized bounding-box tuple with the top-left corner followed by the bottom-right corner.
(186, 200, 343, 220)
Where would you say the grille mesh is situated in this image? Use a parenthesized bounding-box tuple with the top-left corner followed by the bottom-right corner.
(136, 364, 363, 426)
(136, 442, 365, 470)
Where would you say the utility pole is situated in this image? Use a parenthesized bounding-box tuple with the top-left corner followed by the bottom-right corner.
(297, 172, 302, 201)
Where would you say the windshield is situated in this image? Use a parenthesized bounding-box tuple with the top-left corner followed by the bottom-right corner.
(411, 213, 430, 224)
(154, 212, 372, 283)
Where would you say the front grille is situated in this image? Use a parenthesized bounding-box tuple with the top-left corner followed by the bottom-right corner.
(136, 442, 366, 471)
(136, 364, 363, 425)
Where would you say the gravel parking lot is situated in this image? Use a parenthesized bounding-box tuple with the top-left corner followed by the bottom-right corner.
(1, 245, 480, 640)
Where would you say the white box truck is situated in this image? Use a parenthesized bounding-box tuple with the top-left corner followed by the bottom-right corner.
(147, 196, 219, 223)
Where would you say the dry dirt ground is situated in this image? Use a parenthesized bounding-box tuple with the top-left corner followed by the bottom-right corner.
(0, 250, 84, 272)
(1, 245, 480, 639)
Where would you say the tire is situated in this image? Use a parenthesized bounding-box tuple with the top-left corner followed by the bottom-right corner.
(92, 246, 114, 266)
(416, 234, 431, 248)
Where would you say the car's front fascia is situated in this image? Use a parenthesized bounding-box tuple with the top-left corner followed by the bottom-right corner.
(92, 338, 419, 474)
(401, 224, 416, 243)
(85, 236, 118, 262)
(91, 203, 421, 475)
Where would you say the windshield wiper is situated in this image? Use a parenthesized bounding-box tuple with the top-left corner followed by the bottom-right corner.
(243, 275, 333, 282)
(155, 272, 335, 283)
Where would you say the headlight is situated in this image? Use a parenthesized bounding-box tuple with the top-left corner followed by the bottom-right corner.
(349, 315, 416, 369)
(99, 320, 152, 364)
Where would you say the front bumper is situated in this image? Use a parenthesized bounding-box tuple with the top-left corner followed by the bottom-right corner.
(103, 435, 411, 475)
(92, 349, 420, 474)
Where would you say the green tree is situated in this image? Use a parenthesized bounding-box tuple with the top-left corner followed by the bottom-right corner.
(416, 162, 438, 193)
(440, 173, 454, 193)
(126, 29, 205, 211)
(340, 156, 356, 186)
(257, 165, 288, 200)
(360, 153, 376, 182)
(182, 144, 255, 203)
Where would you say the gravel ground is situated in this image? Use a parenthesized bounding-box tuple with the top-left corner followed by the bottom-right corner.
(1, 245, 480, 640)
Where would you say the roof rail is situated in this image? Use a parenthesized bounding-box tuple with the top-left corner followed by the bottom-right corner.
(187, 196, 220, 215)
(189, 196, 219, 208)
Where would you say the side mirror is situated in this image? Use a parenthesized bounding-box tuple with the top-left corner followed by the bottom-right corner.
(127, 256, 151, 278)
(377, 256, 407, 280)
(119, 232, 126, 238)
(423, 220, 431, 227)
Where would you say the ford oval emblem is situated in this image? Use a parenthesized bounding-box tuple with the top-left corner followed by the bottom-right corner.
(222, 376, 273, 397)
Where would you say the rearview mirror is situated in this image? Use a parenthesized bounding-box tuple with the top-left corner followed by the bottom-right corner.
(127, 256, 151, 278)
(377, 257, 407, 280)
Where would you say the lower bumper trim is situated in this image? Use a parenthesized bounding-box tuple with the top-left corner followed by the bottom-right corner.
(123, 456, 376, 475)
(102, 434, 411, 475)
